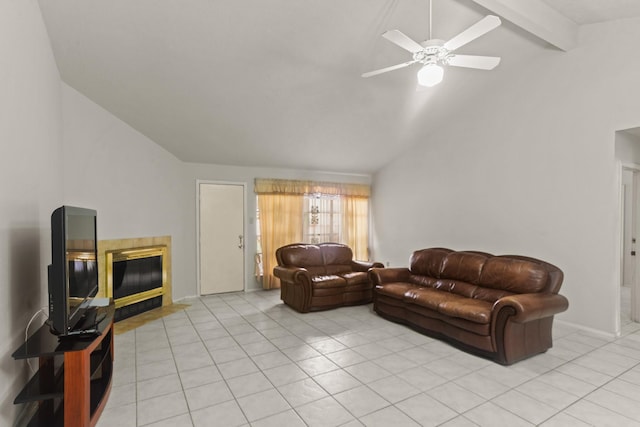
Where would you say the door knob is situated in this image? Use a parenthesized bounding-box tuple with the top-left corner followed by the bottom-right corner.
(238, 235, 244, 249)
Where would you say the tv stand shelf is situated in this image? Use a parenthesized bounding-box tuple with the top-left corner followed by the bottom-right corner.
(12, 302, 115, 427)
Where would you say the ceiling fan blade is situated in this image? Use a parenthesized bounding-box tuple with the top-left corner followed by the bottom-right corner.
(382, 30, 424, 53)
(443, 15, 501, 52)
(448, 54, 501, 70)
(362, 60, 418, 78)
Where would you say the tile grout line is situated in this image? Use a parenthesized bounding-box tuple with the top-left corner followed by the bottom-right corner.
(111, 291, 640, 426)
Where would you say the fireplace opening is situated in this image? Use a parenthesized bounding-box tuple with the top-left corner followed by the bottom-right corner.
(113, 255, 163, 299)
(106, 246, 167, 322)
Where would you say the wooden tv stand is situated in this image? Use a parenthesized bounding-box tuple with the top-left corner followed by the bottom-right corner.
(12, 302, 115, 427)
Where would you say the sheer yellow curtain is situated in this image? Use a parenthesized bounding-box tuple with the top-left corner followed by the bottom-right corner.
(255, 178, 370, 288)
(257, 193, 303, 289)
(342, 196, 369, 260)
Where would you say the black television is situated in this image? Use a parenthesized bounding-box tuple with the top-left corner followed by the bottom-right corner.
(48, 206, 99, 336)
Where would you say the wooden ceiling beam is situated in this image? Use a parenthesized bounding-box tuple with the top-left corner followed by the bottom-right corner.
(471, 0, 578, 51)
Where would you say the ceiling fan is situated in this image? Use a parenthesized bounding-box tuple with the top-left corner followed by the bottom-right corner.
(362, 0, 502, 87)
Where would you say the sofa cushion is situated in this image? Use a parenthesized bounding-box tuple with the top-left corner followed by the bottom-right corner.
(340, 271, 369, 286)
(405, 304, 491, 336)
(279, 244, 324, 269)
(408, 275, 438, 288)
(432, 279, 477, 298)
(405, 287, 492, 324)
(312, 275, 346, 289)
(323, 245, 354, 275)
(430, 278, 514, 304)
(321, 243, 353, 265)
(306, 266, 327, 277)
(410, 248, 451, 277)
(479, 257, 549, 293)
(404, 287, 465, 312)
(438, 298, 492, 324)
(440, 252, 488, 283)
(472, 287, 514, 303)
(376, 283, 418, 299)
(326, 265, 352, 275)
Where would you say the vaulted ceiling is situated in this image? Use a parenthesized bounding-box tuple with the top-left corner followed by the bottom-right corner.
(37, 0, 640, 174)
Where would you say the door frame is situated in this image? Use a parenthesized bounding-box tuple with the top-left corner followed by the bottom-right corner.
(617, 162, 640, 331)
(196, 179, 247, 296)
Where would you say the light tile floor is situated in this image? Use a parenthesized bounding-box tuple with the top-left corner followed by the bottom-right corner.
(98, 289, 640, 427)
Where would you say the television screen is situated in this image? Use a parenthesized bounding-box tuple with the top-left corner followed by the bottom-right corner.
(48, 206, 99, 335)
(65, 212, 98, 319)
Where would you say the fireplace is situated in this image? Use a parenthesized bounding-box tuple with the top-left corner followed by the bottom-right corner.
(97, 236, 172, 322)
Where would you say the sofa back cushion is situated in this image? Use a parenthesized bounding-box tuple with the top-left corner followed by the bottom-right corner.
(478, 256, 549, 293)
(472, 287, 513, 303)
(410, 248, 451, 277)
(321, 243, 354, 275)
(409, 275, 438, 288)
(440, 252, 488, 283)
(276, 243, 358, 276)
(407, 248, 559, 299)
(277, 244, 326, 275)
(432, 279, 477, 298)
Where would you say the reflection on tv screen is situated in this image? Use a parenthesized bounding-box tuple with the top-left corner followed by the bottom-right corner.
(68, 259, 98, 304)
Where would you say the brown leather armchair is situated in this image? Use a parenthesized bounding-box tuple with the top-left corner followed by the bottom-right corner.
(274, 243, 383, 313)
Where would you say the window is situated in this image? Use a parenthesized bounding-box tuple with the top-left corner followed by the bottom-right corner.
(303, 193, 341, 244)
(256, 193, 366, 253)
(254, 178, 370, 288)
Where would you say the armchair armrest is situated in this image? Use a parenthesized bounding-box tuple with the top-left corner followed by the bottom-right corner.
(369, 267, 411, 285)
(492, 293, 569, 323)
(351, 260, 385, 272)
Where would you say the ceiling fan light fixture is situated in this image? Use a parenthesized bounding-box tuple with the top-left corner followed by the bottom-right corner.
(417, 63, 443, 87)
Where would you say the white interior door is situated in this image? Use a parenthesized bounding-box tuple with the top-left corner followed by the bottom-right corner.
(633, 171, 640, 322)
(199, 182, 245, 295)
(622, 169, 635, 286)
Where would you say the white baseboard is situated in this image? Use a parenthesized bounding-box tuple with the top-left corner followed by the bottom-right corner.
(555, 319, 617, 339)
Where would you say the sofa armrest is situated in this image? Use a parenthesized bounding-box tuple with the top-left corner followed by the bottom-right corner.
(369, 267, 411, 285)
(491, 292, 569, 364)
(273, 265, 311, 285)
(274, 266, 314, 312)
(492, 293, 569, 323)
(351, 260, 385, 272)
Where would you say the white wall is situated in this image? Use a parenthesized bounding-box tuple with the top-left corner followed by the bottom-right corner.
(0, 0, 63, 423)
(60, 86, 372, 299)
(182, 163, 371, 294)
(371, 17, 640, 335)
(616, 130, 640, 164)
(61, 84, 191, 300)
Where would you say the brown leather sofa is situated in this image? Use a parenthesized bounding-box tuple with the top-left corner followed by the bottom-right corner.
(370, 248, 568, 365)
(274, 243, 384, 313)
